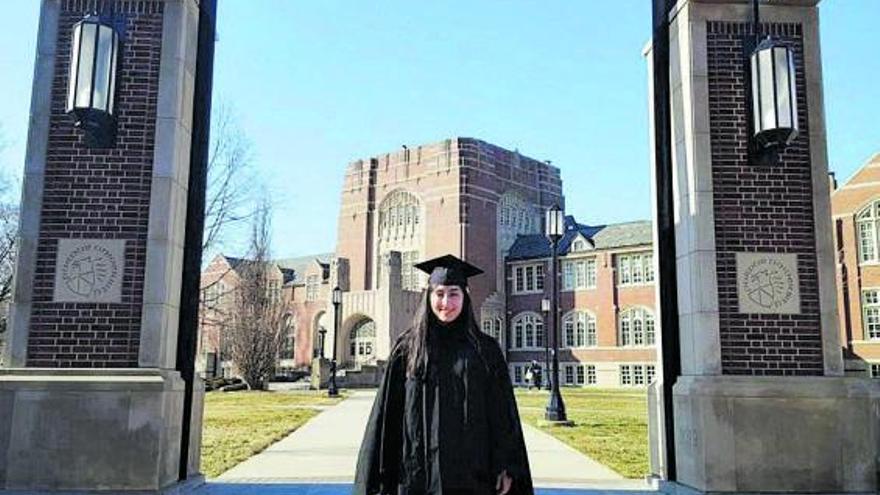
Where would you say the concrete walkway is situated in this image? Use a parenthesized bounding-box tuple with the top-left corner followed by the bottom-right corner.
(213, 390, 652, 491)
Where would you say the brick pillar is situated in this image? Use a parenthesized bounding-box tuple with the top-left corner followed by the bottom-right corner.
(648, 1, 880, 492)
(0, 0, 203, 491)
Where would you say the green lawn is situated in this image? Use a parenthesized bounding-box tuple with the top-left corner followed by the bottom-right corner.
(514, 388, 648, 479)
(201, 390, 344, 478)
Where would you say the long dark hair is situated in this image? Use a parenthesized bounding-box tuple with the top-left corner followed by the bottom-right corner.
(401, 285, 484, 379)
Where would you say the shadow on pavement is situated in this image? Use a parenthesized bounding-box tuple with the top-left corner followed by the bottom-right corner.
(194, 482, 657, 495)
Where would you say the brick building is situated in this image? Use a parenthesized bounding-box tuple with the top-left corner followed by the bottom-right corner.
(830, 152, 880, 377)
(504, 217, 657, 387)
(197, 137, 662, 387)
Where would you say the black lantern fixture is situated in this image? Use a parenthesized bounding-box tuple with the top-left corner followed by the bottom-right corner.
(328, 286, 342, 397)
(749, 0, 798, 165)
(66, 13, 121, 148)
(544, 204, 568, 423)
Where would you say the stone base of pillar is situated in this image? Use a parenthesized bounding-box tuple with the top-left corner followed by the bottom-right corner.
(0, 368, 193, 492)
(311, 357, 331, 389)
(671, 375, 880, 493)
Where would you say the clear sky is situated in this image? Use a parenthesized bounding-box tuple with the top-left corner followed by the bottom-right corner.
(1, 1, 878, 259)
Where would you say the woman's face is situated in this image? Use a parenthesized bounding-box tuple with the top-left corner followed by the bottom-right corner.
(430, 284, 464, 324)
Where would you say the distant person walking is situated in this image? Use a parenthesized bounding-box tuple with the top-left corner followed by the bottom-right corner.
(354, 255, 533, 495)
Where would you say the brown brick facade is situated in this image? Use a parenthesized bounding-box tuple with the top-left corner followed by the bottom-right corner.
(707, 21, 823, 375)
(26, 1, 164, 367)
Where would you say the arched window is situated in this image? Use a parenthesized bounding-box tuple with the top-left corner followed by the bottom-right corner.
(377, 190, 422, 290)
(280, 314, 295, 360)
(511, 313, 543, 350)
(563, 311, 597, 348)
(619, 307, 655, 347)
(482, 317, 504, 343)
(349, 318, 377, 365)
(857, 201, 880, 263)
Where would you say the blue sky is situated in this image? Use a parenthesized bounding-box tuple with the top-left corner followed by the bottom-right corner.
(1, 1, 878, 258)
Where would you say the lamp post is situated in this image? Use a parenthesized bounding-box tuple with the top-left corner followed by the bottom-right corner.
(328, 286, 342, 397)
(544, 205, 568, 422)
(541, 297, 552, 391)
(66, 13, 121, 148)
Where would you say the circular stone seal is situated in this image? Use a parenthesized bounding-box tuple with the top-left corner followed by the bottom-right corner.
(60, 243, 121, 298)
(742, 257, 796, 311)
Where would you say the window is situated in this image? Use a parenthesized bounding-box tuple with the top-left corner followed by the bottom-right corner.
(512, 365, 523, 385)
(564, 365, 575, 385)
(513, 264, 544, 294)
(619, 307, 655, 346)
(306, 275, 319, 301)
(575, 365, 585, 385)
(870, 363, 880, 379)
(563, 311, 597, 348)
(863, 290, 880, 340)
(617, 252, 654, 286)
(857, 201, 880, 263)
(562, 259, 596, 291)
(585, 365, 597, 385)
(350, 319, 377, 365)
(511, 313, 544, 349)
(620, 364, 653, 387)
(483, 316, 503, 342)
(571, 239, 589, 252)
(400, 250, 421, 290)
(620, 365, 632, 386)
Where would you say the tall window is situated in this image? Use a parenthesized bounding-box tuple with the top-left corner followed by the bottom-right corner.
(857, 201, 880, 263)
(306, 275, 319, 301)
(482, 317, 504, 343)
(585, 365, 597, 385)
(619, 307, 655, 346)
(377, 190, 422, 289)
(280, 314, 295, 360)
(562, 258, 596, 291)
(400, 250, 421, 290)
(511, 313, 544, 350)
(563, 311, 597, 348)
(870, 363, 880, 379)
(617, 252, 655, 286)
(350, 319, 376, 365)
(863, 290, 880, 340)
(512, 264, 544, 294)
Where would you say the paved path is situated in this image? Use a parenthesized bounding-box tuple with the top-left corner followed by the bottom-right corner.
(213, 390, 652, 491)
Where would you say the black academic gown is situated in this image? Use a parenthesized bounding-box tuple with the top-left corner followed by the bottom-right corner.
(354, 323, 533, 495)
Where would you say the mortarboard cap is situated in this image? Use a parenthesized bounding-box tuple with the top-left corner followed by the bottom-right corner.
(414, 254, 484, 288)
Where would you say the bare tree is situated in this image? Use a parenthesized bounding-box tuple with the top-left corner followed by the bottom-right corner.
(0, 128, 18, 359)
(225, 200, 286, 389)
(203, 103, 256, 254)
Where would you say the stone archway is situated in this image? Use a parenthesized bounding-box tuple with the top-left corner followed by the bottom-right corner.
(344, 316, 377, 368)
(312, 310, 330, 359)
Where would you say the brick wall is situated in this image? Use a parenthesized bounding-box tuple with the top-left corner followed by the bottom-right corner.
(707, 21, 823, 375)
(26, 1, 164, 367)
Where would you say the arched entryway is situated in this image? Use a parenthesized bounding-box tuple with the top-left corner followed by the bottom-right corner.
(347, 317, 377, 367)
(312, 311, 330, 359)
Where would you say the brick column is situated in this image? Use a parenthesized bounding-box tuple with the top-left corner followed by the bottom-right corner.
(0, 0, 203, 491)
(648, 0, 880, 492)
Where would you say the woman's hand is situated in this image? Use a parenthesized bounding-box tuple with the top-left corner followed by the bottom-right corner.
(495, 470, 512, 495)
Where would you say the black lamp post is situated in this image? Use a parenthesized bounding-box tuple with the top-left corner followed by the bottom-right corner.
(544, 205, 568, 422)
(66, 13, 121, 148)
(328, 286, 342, 397)
(749, 0, 799, 166)
(318, 327, 327, 359)
(541, 297, 552, 391)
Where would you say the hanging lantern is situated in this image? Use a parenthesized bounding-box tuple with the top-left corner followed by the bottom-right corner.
(545, 204, 564, 241)
(750, 37, 799, 160)
(66, 14, 120, 148)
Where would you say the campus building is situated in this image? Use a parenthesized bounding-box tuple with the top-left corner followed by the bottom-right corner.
(830, 152, 880, 377)
(504, 217, 657, 388)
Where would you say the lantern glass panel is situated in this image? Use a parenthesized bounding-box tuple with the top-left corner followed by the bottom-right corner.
(108, 33, 118, 114)
(751, 51, 761, 132)
(75, 22, 97, 109)
(758, 48, 776, 132)
(787, 51, 798, 132)
(773, 47, 792, 129)
(67, 24, 82, 111)
(92, 26, 115, 113)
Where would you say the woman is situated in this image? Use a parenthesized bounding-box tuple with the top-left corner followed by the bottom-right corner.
(354, 254, 533, 495)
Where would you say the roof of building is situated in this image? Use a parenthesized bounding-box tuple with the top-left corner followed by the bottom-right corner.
(506, 216, 652, 261)
(275, 253, 335, 285)
(221, 252, 334, 285)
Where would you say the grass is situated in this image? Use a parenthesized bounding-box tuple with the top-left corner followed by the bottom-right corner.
(514, 388, 648, 479)
(200, 390, 345, 478)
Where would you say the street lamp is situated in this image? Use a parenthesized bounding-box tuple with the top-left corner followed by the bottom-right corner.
(544, 204, 568, 422)
(541, 297, 552, 391)
(66, 13, 121, 148)
(749, 0, 798, 166)
(328, 286, 342, 397)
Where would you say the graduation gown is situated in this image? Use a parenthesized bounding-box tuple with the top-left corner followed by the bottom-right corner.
(354, 324, 533, 495)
